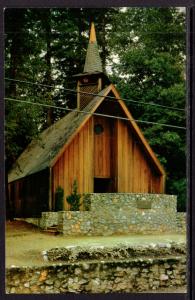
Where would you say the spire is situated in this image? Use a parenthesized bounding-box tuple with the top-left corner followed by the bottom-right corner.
(89, 22, 97, 43)
(83, 22, 103, 73)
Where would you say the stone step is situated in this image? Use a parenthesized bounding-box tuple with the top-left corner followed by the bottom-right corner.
(41, 227, 60, 235)
(48, 226, 58, 229)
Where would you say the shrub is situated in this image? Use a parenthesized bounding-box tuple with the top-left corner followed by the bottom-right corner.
(66, 180, 81, 211)
(54, 186, 64, 211)
(167, 178, 186, 212)
(83, 194, 91, 211)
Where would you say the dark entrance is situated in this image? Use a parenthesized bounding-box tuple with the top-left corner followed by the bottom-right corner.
(94, 178, 112, 193)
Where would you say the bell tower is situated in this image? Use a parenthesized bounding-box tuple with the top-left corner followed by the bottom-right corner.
(74, 22, 110, 110)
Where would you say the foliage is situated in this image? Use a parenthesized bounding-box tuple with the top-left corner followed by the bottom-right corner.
(82, 194, 91, 211)
(5, 9, 49, 168)
(167, 178, 186, 212)
(5, 8, 118, 169)
(66, 180, 81, 211)
(109, 8, 186, 211)
(54, 186, 64, 211)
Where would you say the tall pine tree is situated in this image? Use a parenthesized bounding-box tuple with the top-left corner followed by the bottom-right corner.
(110, 8, 186, 210)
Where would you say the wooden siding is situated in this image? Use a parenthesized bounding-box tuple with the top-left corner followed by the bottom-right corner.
(52, 118, 94, 210)
(110, 84, 165, 176)
(94, 116, 112, 178)
(53, 116, 164, 211)
(116, 119, 163, 193)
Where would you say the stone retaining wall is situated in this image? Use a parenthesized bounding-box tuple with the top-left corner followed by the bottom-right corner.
(39, 212, 59, 229)
(176, 213, 186, 233)
(6, 256, 186, 294)
(45, 242, 186, 262)
(38, 193, 186, 235)
(57, 193, 182, 235)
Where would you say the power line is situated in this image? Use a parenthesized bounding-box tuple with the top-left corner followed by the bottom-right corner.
(4, 31, 186, 35)
(5, 77, 185, 112)
(5, 97, 186, 130)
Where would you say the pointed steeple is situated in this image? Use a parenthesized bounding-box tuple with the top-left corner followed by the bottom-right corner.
(74, 22, 110, 110)
(83, 22, 103, 73)
(89, 22, 97, 43)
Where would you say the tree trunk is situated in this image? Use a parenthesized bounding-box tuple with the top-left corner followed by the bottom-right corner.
(6, 9, 25, 97)
(42, 9, 53, 127)
(5, 9, 26, 219)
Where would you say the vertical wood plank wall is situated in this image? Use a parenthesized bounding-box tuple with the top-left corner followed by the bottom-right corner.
(52, 116, 164, 210)
(52, 118, 94, 210)
(117, 120, 163, 193)
(94, 116, 111, 178)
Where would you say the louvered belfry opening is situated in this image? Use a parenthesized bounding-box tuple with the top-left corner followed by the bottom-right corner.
(77, 75, 101, 110)
(79, 84, 98, 110)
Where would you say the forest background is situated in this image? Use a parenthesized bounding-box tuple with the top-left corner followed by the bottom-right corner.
(4, 7, 186, 212)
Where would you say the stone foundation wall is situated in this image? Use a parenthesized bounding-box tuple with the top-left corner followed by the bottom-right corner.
(58, 211, 92, 235)
(38, 193, 186, 235)
(57, 193, 181, 235)
(176, 213, 186, 233)
(39, 212, 59, 229)
(6, 256, 186, 294)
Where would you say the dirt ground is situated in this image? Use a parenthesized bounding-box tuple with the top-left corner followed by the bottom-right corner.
(6, 220, 186, 267)
(5, 220, 187, 294)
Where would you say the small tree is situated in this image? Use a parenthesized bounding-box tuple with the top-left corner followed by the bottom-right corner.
(66, 180, 81, 211)
(54, 186, 64, 211)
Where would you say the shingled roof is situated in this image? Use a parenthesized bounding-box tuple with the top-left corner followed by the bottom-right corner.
(8, 86, 110, 183)
(83, 22, 103, 73)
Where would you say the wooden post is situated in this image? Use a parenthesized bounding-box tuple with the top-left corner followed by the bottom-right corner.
(160, 174, 166, 193)
(48, 167, 52, 211)
(98, 78, 102, 92)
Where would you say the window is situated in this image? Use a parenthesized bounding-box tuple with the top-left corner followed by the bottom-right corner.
(94, 124, 104, 135)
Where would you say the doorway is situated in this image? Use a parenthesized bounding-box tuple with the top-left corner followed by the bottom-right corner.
(94, 178, 112, 193)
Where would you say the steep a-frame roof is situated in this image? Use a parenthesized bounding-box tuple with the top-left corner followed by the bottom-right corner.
(8, 86, 110, 183)
(8, 84, 165, 183)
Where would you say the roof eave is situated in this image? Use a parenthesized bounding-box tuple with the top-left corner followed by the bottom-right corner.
(8, 165, 50, 184)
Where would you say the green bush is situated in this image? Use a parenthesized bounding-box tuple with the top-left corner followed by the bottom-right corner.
(83, 194, 91, 211)
(175, 179, 187, 212)
(66, 180, 81, 211)
(167, 178, 186, 212)
(54, 186, 64, 211)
